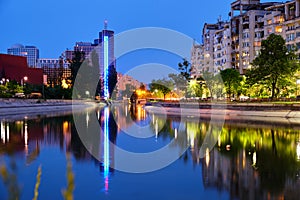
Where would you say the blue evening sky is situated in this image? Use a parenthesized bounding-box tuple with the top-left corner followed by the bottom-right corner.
(0, 0, 278, 83)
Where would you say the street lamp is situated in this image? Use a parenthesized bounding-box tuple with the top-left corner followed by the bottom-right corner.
(21, 76, 28, 86)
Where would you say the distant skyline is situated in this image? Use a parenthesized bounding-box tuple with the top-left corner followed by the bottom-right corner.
(0, 0, 280, 83)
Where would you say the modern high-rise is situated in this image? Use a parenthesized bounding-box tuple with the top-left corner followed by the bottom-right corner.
(65, 21, 116, 98)
(7, 44, 39, 67)
(74, 42, 96, 59)
(94, 21, 115, 98)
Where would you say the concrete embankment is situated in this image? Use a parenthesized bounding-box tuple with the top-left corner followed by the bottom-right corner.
(0, 99, 104, 120)
(144, 102, 300, 126)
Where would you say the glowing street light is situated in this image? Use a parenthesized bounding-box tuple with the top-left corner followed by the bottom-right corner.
(21, 76, 28, 86)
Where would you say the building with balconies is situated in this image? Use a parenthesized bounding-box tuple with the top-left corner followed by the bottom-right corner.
(190, 43, 204, 78)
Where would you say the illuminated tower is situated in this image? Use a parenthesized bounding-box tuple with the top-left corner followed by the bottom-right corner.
(94, 20, 115, 99)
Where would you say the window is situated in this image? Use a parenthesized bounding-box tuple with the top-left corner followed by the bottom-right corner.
(267, 28, 272, 34)
(242, 42, 250, 47)
(287, 33, 295, 41)
(267, 19, 272, 25)
(254, 41, 261, 47)
(243, 32, 249, 38)
(275, 26, 282, 33)
(274, 15, 284, 23)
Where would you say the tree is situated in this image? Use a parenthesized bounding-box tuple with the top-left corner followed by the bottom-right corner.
(122, 84, 136, 99)
(246, 34, 300, 99)
(178, 58, 191, 80)
(202, 71, 223, 99)
(149, 78, 173, 100)
(220, 68, 242, 98)
(69, 51, 85, 86)
(168, 73, 187, 91)
(108, 64, 118, 99)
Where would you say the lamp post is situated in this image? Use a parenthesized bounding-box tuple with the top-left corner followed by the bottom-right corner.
(21, 76, 28, 86)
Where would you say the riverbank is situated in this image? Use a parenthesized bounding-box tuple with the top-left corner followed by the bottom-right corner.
(144, 102, 300, 126)
(0, 99, 104, 120)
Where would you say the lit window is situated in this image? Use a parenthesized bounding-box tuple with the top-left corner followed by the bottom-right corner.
(275, 26, 282, 33)
(267, 19, 272, 25)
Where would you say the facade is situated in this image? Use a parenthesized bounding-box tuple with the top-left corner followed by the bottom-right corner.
(117, 73, 142, 91)
(190, 43, 204, 78)
(7, 44, 39, 67)
(65, 21, 116, 98)
(37, 58, 71, 86)
(116, 73, 144, 99)
(74, 42, 96, 59)
(200, 21, 231, 75)
(0, 54, 43, 85)
(64, 49, 75, 61)
(192, 0, 300, 77)
(264, 0, 300, 56)
(96, 25, 115, 98)
(230, 0, 276, 74)
(213, 23, 232, 72)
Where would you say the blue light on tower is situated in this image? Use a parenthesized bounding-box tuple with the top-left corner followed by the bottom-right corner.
(103, 36, 109, 99)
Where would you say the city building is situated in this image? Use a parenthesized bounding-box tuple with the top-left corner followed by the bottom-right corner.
(230, 0, 277, 74)
(74, 42, 96, 59)
(7, 44, 39, 67)
(191, 0, 300, 77)
(37, 58, 71, 86)
(64, 49, 75, 61)
(0, 54, 43, 85)
(65, 21, 116, 98)
(190, 43, 204, 78)
(213, 22, 231, 72)
(96, 21, 115, 98)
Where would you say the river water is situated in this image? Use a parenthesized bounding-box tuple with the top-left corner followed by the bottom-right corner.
(0, 104, 300, 200)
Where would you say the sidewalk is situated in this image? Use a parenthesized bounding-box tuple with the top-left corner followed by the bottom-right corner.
(0, 98, 102, 120)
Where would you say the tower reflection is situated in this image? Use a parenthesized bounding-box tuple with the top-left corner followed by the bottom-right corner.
(98, 106, 117, 193)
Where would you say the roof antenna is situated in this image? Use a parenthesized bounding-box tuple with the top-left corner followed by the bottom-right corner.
(104, 19, 108, 30)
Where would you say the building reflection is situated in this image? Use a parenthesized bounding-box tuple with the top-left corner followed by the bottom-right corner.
(151, 113, 300, 200)
(199, 126, 300, 200)
(0, 108, 118, 192)
(1, 106, 300, 198)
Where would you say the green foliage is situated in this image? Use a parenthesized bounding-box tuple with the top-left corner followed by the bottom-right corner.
(202, 71, 223, 99)
(168, 73, 187, 91)
(69, 51, 85, 86)
(220, 68, 242, 98)
(246, 34, 300, 99)
(178, 58, 191, 80)
(186, 80, 203, 98)
(45, 85, 72, 99)
(108, 64, 118, 99)
(150, 78, 173, 100)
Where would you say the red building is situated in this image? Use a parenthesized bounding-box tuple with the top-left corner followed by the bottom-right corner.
(0, 54, 43, 85)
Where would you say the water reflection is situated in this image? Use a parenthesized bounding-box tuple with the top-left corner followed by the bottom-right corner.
(0, 105, 299, 199)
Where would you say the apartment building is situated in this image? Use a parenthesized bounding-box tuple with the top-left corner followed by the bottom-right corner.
(190, 43, 204, 78)
(213, 23, 231, 72)
(191, 0, 300, 77)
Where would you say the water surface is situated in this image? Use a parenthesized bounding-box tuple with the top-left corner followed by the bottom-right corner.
(0, 104, 300, 199)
